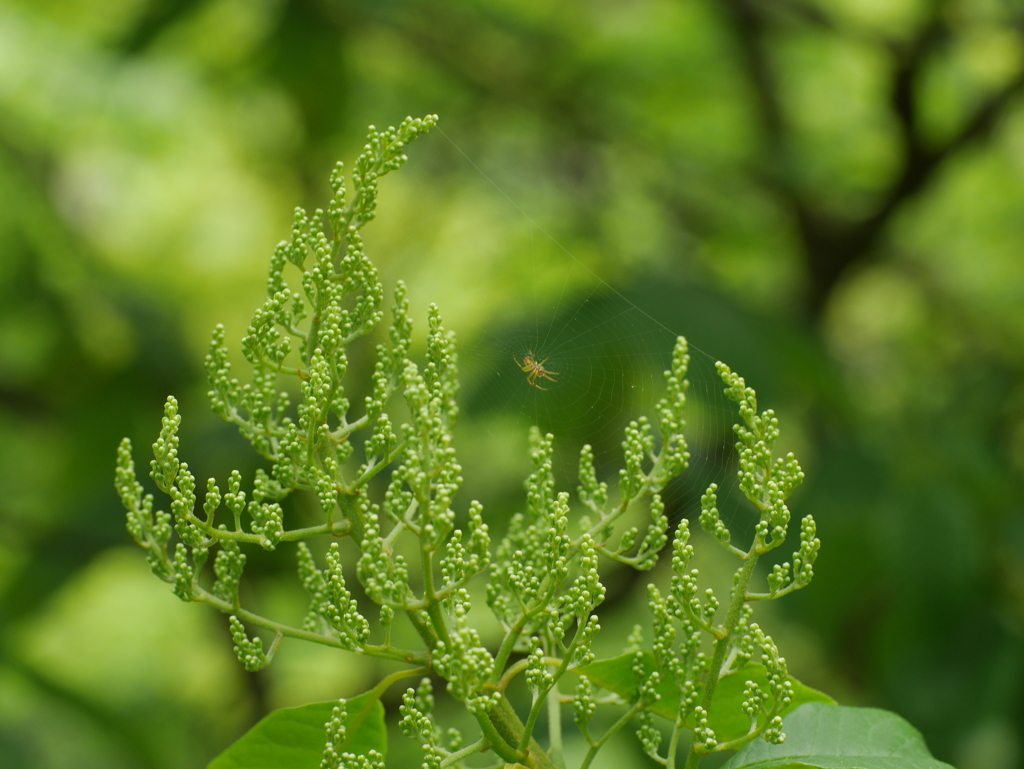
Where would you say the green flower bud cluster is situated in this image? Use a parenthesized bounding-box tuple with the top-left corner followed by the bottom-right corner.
(229, 615, 279, 672)
(617, 363, 821, 769)
(113, 116, 822, 769)
(211, 538, 244, 606)
(117, 438, 171, 581)
(399, 679, 446, 769)
(321, 700, 347, 769)
(322, 698, 387, 769)
(578, 337, 690, 573)
(297, 542, 370, 649)
(633, 653, 666, 759)
(525, 641, 553, 695)
(573, 678, 598, 738)
(691, 706, 717, 751)
(637, 708, 662, 762)
(433, 590, 499, 713)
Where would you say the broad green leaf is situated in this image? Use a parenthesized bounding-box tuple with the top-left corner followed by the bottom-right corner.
(208, 688, 387, 769)
(577, 652, 833, 741)
(720, 703, 955, 769)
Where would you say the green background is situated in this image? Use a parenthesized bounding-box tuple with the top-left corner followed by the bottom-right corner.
(1, 0, 1023, 767)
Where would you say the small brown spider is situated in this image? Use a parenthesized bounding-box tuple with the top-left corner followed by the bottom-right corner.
(516, 353, 559, 390)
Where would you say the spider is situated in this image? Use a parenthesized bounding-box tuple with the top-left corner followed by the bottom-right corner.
(516, 352, 560, 390)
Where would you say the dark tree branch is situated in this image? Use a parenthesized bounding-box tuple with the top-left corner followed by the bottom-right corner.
(799, 49, 1024, 316)
(721, 0, 1024, 317)
(116, 0, 207, 54)
(723, 0, 787, 152)
(297, 0, 1024, 323)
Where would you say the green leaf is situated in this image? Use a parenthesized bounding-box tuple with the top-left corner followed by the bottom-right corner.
(208, 688, 387, 769)
(720, 703, 955, 769)
(577, 652, 834, 740)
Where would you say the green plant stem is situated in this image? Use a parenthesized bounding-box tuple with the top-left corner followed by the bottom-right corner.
(440, 737, 489, 767)
(708, 724, 763, 754)
(497, 656, 563, 691)
(745, 580, 798, 601)
(339, 492, 369, 547)
(367, 664, 431, 700)
(666, 716, 684, 769)
(382, 520, 408, 551)
(493, 619, 526, 676)
(193, 585, 428, 664)
(199, 519, 351, 545)
(493, 575, 565, 681)
(706, 687, 787, 754)
(581, 492, 634, 547)
(421, 547, 452, 648)
(405, 607, 440, 650)
(352, 440, 407, 487)
(516, 621, 586, 753)
(576, 451, 682, 571)
(518, 693, 546, 756)
(475, 705, 527, 765)
(682, 550, 760, 769)
(546, 684, 566, 769)
(578, 700, 643, 769)
(481, 695, 558, 769)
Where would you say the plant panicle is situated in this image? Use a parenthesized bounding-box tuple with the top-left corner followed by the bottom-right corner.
(115, 116, 820, 769)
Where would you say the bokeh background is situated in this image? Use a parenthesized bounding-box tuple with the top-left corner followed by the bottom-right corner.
(2, 0, 1024, 767)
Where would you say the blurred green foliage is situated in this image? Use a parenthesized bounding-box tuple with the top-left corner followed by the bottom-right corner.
(1, 0, 1023, 767)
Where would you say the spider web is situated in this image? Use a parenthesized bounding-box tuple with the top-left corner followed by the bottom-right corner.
(414, 128, 757, 543)
(458, 262, 749, 538)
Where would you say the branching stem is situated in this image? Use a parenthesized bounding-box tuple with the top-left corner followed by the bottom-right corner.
(578, 700, 643, 769)
(194, 585, 428, 665)
(683, 550, 760, 769)
(440, 737, 489, 767)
